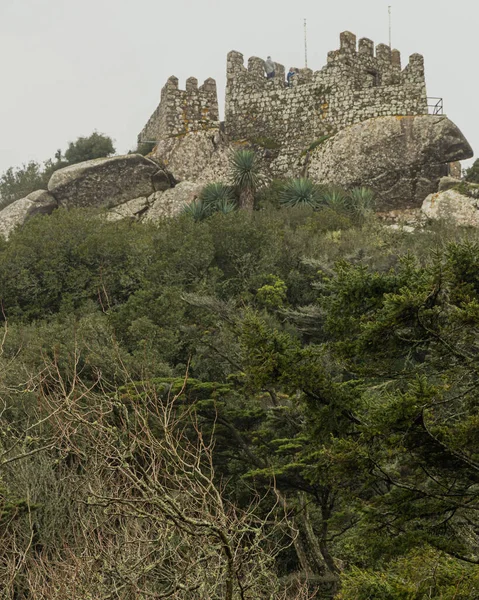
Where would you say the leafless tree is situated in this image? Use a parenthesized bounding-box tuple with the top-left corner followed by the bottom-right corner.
(1, 352, 316, 599)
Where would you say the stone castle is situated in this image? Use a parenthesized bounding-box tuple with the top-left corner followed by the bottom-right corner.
(139, 30, 428, 160)
(0, 31, 473, 237)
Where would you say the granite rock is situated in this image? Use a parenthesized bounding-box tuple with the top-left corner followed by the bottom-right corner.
(438, 176, 462, 192)
(308, 115, 473, 210)
(48, 154, 170, 209)
(154, 130, 231, 184)
(421, 189, 479, 227)
(143, 182, 203, 222)
(106, 196, 150, 221)
(0, 190, 57, 238)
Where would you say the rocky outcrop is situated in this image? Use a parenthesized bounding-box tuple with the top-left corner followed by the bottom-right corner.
(438, 176, 462, 192)
(154, 129, 231, 184)
(106, 196, 151, 221)
(0, 190, 57, 238)
(308, 115, 473, 210)
(422, 186, 479, 227)
(143, 182, 202, 222)
(48, 154, 172, 209)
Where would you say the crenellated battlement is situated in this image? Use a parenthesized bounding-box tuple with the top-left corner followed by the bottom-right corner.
(225, 31, 425, 97)
(226, 50, 313, 91)
(139, 31, 429, 172)
(322, 31, 426, 89)
(224, 32, 428, 165)
(138, 75, 219, 144)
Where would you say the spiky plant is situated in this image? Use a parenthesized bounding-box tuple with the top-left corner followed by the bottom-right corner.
(320, 186, 348, 212)
(215, 197, 237, 214)
(279, 178, 322, 208)
(199, 183, 235, 214)
(230, 150, 261, 211)
(347, 186, 376, 217)
(182, 199, 210, 222)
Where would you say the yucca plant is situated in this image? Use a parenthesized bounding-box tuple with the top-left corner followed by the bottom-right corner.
(199, 182, 235, 214)
(182, 199, 210, 222)
(320, 186, 348, 212)
(347, 186, 376, 217)
(279, 177, 322, 208)
(230, 150, 261, 211)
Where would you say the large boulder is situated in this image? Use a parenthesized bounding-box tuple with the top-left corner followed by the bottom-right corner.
(308, 115, 473, 210)
(0, 190, 57, 238)
(438, 176, 462, 192)
(422, 188, 479, 227)
(154, 130, 231, 184)
(143, 182, 203, 222)
(48, 154, 172, 209)
(106, 196, 150, 221)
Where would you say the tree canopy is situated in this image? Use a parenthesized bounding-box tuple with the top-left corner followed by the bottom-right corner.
(0, 198, 478, 598)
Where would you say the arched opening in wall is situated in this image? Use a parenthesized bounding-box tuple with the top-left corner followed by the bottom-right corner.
(366, 70, 380, 87)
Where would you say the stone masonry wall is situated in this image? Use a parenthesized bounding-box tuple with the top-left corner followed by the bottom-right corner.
(138, 76, 219, 143)
(225, 32, 428, 160)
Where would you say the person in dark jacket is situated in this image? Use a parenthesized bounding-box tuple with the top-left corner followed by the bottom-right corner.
(265, 56, 275, 79)
(287, 67, 297, 86)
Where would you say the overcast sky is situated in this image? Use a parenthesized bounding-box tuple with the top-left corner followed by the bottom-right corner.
(0, 0, 476, 174)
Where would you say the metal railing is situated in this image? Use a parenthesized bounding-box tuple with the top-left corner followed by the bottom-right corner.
(427, 97, 444, 115)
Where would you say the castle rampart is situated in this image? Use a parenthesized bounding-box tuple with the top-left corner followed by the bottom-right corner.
(138, 76, 219, 143)
(224, 32, 428, 160)
(139, 31, 428, 169)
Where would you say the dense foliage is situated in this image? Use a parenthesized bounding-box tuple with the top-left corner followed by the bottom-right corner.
(0, 202, 478, 598)
(465, 158, 479, 184)
(62, 131, 115, 165)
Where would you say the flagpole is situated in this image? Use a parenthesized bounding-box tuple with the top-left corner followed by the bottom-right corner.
(304, 19, 308, 68)
(388, 6, 392, 47)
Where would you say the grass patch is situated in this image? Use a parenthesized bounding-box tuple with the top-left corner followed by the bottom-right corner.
(249, 137, 282, 150)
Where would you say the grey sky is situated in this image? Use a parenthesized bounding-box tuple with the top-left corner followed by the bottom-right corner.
(0, 0, 476, 174)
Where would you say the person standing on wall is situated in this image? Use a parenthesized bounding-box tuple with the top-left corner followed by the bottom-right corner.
(287, 67, 297, 86)
(265, 56, 275, 79)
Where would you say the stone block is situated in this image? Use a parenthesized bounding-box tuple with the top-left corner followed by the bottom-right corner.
(358, 38, 374, 56)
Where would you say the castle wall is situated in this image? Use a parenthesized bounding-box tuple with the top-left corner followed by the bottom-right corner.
(225, 32, 428, 158)
(138, 76, 219, 143)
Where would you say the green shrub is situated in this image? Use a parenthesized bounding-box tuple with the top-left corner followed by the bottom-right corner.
(249, 137, 281, 150)
(338, 547, 479, 600)
(320, 186, 348, 211)
(199, 183, 236, 213)
(182, 199, 211, 222)
(279, 178, 322, 208)
(63, 131, 115, 164)
(256, 179, 287, 209)
(215, 197, 237, 214)
(134, 141, 156, 156)
(256, 276, 288, 310)
(464, 158, 479, 184)
(0, 162, 48, 209)
(303, 134, 332, 155)
(347, 186, 376, 216)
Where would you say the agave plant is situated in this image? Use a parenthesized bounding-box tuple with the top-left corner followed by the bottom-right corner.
(215, 197, 237, 214)
(320, 186, 348, 212)
(199, 182, 235, 214)
(347, 186, 376, 216)
(279, 178, 322, 208)
(182, 199, 210, 222)
(230, 150, 261, 211)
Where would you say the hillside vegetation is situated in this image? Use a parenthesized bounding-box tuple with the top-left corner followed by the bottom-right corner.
(1, 204, 479, 598)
